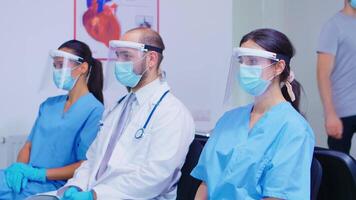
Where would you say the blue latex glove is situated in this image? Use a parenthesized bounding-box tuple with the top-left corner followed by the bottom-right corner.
(69, 191, 94, 200)
(62, 187, 80, 199)
(5, 163, 29, 193)
(61, 187, 94, 200)
(18, 163, 47, 183)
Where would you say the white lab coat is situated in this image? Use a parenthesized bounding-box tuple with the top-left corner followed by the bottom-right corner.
(58, 79, 195, 200)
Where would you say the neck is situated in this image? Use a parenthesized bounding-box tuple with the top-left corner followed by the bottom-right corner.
(67, 78, 89, 103)
(131, 72, 159, 93)
(253, 82, 286, 114)
(343, 2, 356, 16)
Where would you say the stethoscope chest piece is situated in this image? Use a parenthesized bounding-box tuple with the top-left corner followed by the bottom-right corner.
(135, 128, 145, 139)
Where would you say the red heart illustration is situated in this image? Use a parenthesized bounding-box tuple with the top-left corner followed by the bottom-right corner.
(83, 1, 121, 47)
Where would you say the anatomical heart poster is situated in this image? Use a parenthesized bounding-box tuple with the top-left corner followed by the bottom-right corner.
(75, 0, 159, 59)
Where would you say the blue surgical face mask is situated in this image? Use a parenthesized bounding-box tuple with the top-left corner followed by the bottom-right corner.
(114, 61, 147, 88)
(52, 67, 79, 91)
(237, 64, 274, 96)
(350, 0, 356, 9)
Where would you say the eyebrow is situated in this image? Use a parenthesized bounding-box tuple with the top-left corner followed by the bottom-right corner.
(117, 50, 130, 54)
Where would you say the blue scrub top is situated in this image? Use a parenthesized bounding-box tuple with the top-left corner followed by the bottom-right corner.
(27, 92, 104, 188)
(191, 102, 315, 200)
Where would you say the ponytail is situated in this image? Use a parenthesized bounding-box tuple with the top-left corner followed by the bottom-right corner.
(87, 58, 104, 104)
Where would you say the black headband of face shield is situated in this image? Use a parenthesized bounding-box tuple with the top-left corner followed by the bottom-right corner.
(78, 57, 84, 63)
(276, 54, 291, 66)
(144, 44, 163, 54)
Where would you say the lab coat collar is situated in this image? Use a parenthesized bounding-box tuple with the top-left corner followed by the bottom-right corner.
(133, 78, 169, 106)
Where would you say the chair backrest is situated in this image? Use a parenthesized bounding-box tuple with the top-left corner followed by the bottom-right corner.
(311, 156, 323, 200)
(314, 148, 356, 200)
(176, 139, 204, 200)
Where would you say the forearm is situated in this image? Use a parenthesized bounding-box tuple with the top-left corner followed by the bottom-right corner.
(195, 182, 208, 200)
(17, 142, 31, 163)
(317, 54, 336, 115)
(317, 74, 336, 114)
(46, 161, 84, 180)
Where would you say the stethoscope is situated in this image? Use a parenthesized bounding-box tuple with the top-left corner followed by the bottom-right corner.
(134, 90, 170, 139)
(103, 90, 170, 139)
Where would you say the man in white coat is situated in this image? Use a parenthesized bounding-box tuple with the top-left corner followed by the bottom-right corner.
(57, 28, 195, 200)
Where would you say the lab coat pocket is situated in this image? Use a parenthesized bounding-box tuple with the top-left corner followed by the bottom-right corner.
(135, 130, 152, 159)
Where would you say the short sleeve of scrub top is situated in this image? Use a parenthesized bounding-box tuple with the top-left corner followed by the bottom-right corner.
(190, 111, 228, 183)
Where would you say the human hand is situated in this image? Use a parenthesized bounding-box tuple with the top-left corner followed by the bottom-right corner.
(325, 113, 343, 139)
(61, 187, 93, 200)
(5, 163, 29, 193)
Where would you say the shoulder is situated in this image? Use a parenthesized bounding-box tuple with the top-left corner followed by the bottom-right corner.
(41, 95, 67, 106)
(321, 13, 342, 33)
(280, 103, 315, 142)
(85, 93, 104, 111)
(160, 92, 193, 121)
(217, 104, 252, 125)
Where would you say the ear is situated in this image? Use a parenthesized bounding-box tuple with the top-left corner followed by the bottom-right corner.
(146, 52, 159, 69)
(275, 60, 286, 76)
(79, 62, 89, 75)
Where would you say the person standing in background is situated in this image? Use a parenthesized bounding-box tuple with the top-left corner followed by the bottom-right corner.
(317, 0, 356, 154)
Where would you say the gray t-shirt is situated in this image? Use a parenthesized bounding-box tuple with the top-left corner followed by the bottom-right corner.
(317, 12, 356, 118)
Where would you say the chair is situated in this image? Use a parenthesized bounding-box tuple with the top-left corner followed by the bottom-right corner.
(176, 139, 205, 200)
(311, 156, 323, 200)
(314, 147, 356, 200)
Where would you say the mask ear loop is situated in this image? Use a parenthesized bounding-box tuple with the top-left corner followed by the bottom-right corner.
(86, 64, 92, 84)
(159, 70, 167, 81)
(132, 52, 150, 76)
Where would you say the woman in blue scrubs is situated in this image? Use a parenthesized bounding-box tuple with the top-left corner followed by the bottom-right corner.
(192, 29, 315, 200)
(0, 40, 104, 199)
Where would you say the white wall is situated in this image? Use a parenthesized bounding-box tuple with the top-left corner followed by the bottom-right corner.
(0, 1, 232, 137)
(233, 0, 356, 157)
(0, 0, 73, 137)
(160, 0, 232, 131)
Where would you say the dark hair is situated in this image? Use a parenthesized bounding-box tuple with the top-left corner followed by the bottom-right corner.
(240, 28, 302, 112)
(59, 40, 104, 104)
(127, 27, 165, 67)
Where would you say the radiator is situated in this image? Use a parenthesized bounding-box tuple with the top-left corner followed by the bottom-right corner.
(0, 135, 27, 169)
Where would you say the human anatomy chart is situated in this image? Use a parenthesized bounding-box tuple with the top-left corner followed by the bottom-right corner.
(75, 0, 159, 58)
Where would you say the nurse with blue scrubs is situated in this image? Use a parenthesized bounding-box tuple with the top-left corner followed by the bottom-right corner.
(0, 40, 104, 199)
(192, 29, 315, 200)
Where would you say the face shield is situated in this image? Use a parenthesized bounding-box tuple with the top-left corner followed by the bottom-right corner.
(223, 47, 284, 109)
(40, 50, 84, 91)
(105, 40, 163, 89)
